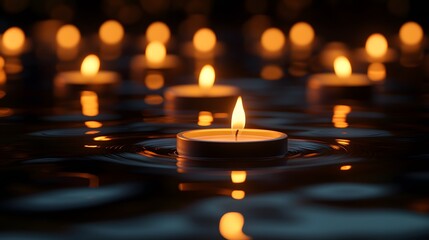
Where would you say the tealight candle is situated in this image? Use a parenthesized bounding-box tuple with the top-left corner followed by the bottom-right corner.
(131, 41, 179, 70)
(177, 97, 288, 159)
(182, 28, 223, 59)
(164, 64, 239, 112)
(307, 56, 373, 103)
(55, 54, 120, 97)
(354, 33, 397, 63)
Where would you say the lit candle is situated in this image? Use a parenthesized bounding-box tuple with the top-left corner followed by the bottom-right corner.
(131, 41, 179, 74)
(258, 27, 286, 59)
(182, 28, 223, 59)
(1, 27, 26, 57)
(307, 56, 373, 103)
(164, 64, 239, 112)
(176, 97, 288, 159)
(55, 54, 120, 97)
(354, 33, 396, 63)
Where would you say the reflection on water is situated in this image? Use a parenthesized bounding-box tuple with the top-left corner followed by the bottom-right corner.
(231, 171, 247, 183)
(332, 105, 351, 128)
(219, 212, 251, 240)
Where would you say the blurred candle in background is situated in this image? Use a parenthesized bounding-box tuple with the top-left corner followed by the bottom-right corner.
(56, 24, 81, 61)
(99, 20, 124, 60)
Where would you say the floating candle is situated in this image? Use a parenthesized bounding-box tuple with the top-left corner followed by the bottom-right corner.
(165, 64, 239, 112)
(131, 41, 179, 72)
(177, 97, 288, 159)
(55, 54, 120, 97)
(308, 56, 373, 103)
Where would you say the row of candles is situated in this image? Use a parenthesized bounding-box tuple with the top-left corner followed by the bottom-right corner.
(0, 19, 426, 159)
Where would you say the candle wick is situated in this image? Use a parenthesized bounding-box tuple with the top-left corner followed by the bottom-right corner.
(235, 129, 239, 141)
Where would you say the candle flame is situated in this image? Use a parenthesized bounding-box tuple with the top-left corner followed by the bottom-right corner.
(2, 27, 25, 53)
(289, 22, 315, 46)
(198, 65, 215, 89)
(365, 33, 388, 58)
(81, 55, 100, 77)
(231, 97, 245, 130)
(99, 20, 124, 45)
(219, 212, 250, 240)
(193, 28, 216, 52)
(334, 56, 352, 78)
(399, 21, 423, 46)
(56, 24, 80, 48)
(146, 22, 171, 44)
(145, 41, 166, 64)
(261, 27, 285, 52)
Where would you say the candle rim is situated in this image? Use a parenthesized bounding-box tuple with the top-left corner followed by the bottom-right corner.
(178, 128, 287, 143)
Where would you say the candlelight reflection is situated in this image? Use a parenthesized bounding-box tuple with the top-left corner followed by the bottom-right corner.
(231, 171, 247, 183)
(146, 22, 171, 44)
(198, 111, 213, 126)
(56, 24, 80, 48)
(334, 56, 352, 78)
(2, 27, 25, 55)
(0, 57, 6, 84)
(198, 64, 215, 89)
(261, 27, 285, 52)
(231, 190, 245, 200)
(260, 64, 283, 80)
(85, 121, 102, 128)
(80, 91, 99, 117)
(219, 212, 250, 240)
(332, 105, 351, 128)
(99, 20, 124, 45)
(93, 136, 111, 141)
(144, 72, 164, 90)
(144, 94, 163, 105)
(365, 33, 388, 58)
(81, 55, 100, 77)
(193, 28, 216, 52)
(367, 63, 386, 81)
(336, 139, 350, 146)
(289, 22, 315, 46)
(340, 165, 352, 171)
(145, 41, 166, 64)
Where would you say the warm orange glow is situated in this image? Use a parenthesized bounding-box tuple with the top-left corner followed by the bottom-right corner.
(198, 65, 215, 89)
(260, 64, 283, 80)
(84, 144, 99, 148)
(145, 41, 166, 64)
(81, 55, 100, 77)
(145, 72, 164, 90)
(85, 121, 103, 128)
(340, 165, 352, 171)
(261, 28, 285, 52)
(56, 24, 80, 48)
(0, 57, 4, 69)
(193, 28, 217, 52)
(80, 91, 99, 117)
(399, 21, 424, 46)
(336, 139, 350, 146)
(93, 136, 111, 141)
(334, 56, 352, 78)
(289, 22, 315, 46)
(231, 171, 247, 183)
(146, 22, 171, 44)
(99, 20, 124, 45)
(365, 33, 388, 58)
(367, 62, 386, 81)
(144, 94, 163, 105)
(198, 111, 213, 126)
(219, 212, 250, 240)
(332, 105, 351, 128)
(2, 27, 25, 52)
(231, 190, 246, 200)
(231, 97, 245, 130)
(85, 130, 100, 135)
